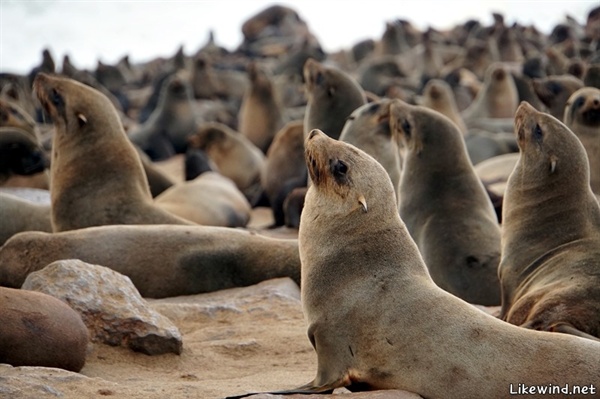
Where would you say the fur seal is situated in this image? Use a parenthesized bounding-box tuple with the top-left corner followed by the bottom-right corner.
(155, 172, 251, 227)
(339, 99, 402, 201)
(461, 63, 519, 127)
(0, 192, 51, 246)
(419, 78, 468, 134)
(190, 54, 248, 105)
(0, 286, 88, 372)
(563, 87, 600, 196)
(238, 61, 285, 153)
(356, 55, 407, 97)
(239, 5, 317, 57)
(0, 224, 300, 299)
(33, 73, 193, 231)
(0, 98, 39, 140)
(303, 58, 367, 140)
(187, 122, 265, 205)
(499, 102, 600, 340)
(260, 120, 307, 227)
(532, 74, 583, 120)
(390, 100, 502, 305)
(228, 129, 600, 398)
(0, 127, 48, 188)
(129, 72, 199, 160)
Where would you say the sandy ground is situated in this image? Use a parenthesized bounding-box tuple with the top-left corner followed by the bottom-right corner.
(1, 276, 426, 399)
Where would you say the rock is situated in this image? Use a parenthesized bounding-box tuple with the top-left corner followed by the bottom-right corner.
(21, 259, 182, 356)
(0, 364, 119, 398)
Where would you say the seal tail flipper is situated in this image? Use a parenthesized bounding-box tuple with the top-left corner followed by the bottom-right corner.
(224, 377, 347, 398)
(547, 323, 600, 342)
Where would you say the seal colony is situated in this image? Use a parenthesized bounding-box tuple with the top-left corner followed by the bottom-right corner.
(228, 130, 600, 398)
(2, 3, 600, 396)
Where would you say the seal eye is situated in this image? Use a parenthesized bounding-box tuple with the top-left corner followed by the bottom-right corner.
(315, 72, 324, 86)
(330, 159, 349, 183)
(573, 96, 585, 110)
(533, 123, 543, 141)
(51, 89, 63, 107)
(332, 159, 348, 176)
(402, 120, 411, 136)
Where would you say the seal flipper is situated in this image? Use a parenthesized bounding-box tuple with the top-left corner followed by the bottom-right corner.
(224, 378, 346, 398)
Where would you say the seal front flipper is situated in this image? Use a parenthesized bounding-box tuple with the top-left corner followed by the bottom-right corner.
(224, 378, 345, 398)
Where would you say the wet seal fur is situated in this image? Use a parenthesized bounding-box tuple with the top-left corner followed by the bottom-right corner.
(33, 73, 193, 232)
(227, 129, 600, 398)
(390, 100, 501, 305)
(499, 101, 600, 340)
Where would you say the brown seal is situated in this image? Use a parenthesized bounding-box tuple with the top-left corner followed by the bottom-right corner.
(339, 99, 402, 201)
(238, 61, 285, 153)
(0, 127, 49, 189)
(0, 98, 39, 140)
(532, 74, 583, 120)
(190, 54, 249, 103)
(499, 101, 600, 340)
(129, 72, 199, 160)
(0, 286, 88, 372)
(155, 171, 252, 227)
(260, 120, 307, 227)
(390, 100, 502, 305)
(228, 129, 600, 398)
(33, 73, 193, 232)
(563, 87, 600, 196)
(420, 78, 468, 135)
(303, 58, 367, 140)
(0, 192, 52, 246)
(0, 224, 300, 299)
(461, 63, 519, 127)
(187, 122, 265, 205)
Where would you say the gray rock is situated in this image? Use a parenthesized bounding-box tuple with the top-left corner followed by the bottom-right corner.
(22, 259, 182, 356)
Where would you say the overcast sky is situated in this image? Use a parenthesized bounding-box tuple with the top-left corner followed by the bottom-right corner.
(0, 0, 597, 74)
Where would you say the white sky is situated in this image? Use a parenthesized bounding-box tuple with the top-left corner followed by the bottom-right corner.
(0, 0, 597, 74)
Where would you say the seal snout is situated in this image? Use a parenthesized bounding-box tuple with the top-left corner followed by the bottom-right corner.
(32, 73, 58, 117)
(307, 128, 323, 141)
(514, 101, 536, 142)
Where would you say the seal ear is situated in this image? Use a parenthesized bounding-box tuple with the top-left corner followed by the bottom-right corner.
(358, 195, 368, 212)
(76, 113, 87, 127)
(327, 85, 336, 97)
(549, 154, 558, 174)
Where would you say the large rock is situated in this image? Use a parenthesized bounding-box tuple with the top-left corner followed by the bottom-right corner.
(21, 259, 182, 356)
